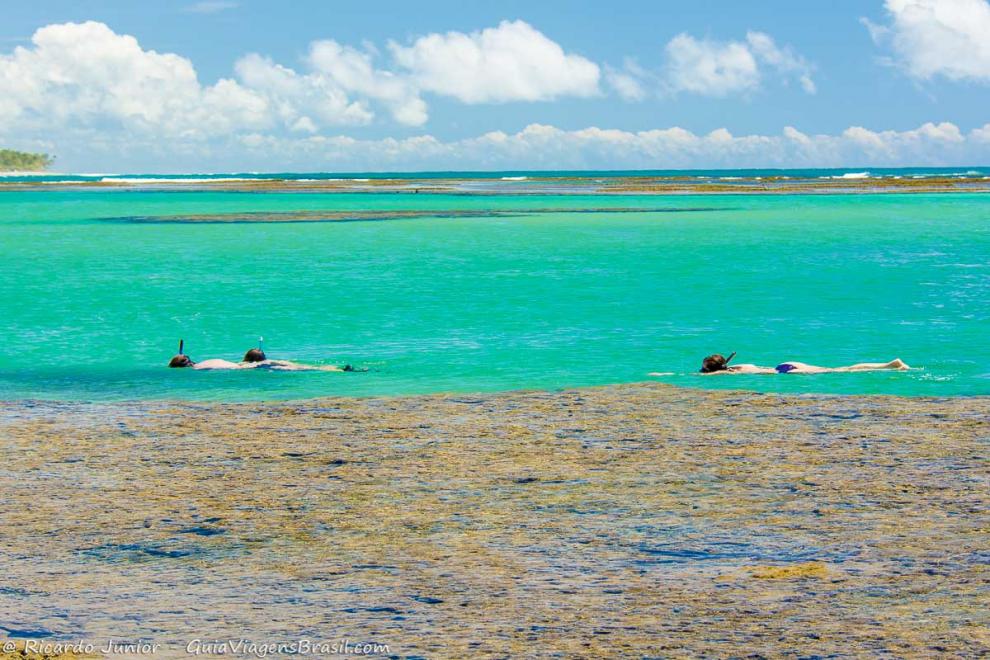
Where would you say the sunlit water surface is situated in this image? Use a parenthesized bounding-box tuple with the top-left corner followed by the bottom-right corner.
(1, 190, 987, 400)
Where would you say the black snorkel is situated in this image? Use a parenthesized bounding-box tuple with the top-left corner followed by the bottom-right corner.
(724, 351, 737, 367)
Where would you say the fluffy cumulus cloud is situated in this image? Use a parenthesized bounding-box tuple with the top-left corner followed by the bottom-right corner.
(114, 120, 988, 172)
(306, 40, 428, 125)
(662, 31, 816, 96)
(454, 121, 976, 168)
(0, 19, 598, 139)
(663, 34, 759, 96)
(864, 0, 990, 82)
(388, 20, 600, 103)
(5, 114, 989, 172)
(232, 53, 373, 131)
(0, 21, 271, 137)
(4, 19, 990, 171)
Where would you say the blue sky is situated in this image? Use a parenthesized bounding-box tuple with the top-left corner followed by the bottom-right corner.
(2, 0, 989, 171)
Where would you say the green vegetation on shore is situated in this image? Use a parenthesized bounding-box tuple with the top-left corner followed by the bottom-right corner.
(0, 148, 53, 171)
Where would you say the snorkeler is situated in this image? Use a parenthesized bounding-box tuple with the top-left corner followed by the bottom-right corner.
(696, 352, 910, 375)
(168, 339, 195, 368)
(167, 338, 362, 372)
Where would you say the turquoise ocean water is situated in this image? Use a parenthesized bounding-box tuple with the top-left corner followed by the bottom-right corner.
(1, 185, 988, 400)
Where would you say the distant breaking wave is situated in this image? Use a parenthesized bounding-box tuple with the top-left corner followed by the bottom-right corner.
(1, 168, 988, 188)
(99, 177, 271, 183)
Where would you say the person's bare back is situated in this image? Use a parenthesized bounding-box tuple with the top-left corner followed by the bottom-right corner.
(647, 353, 912, 376)
(167, 340, 356, 372)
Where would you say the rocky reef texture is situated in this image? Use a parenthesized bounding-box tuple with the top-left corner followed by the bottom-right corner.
(2, 174, 990, 194)
(0, 384, 987, 657)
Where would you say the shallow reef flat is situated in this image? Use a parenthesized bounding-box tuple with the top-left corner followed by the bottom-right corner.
(3, 174, 990, 194)
(0, 384, 988, 657)
(100, 206, 720, 224)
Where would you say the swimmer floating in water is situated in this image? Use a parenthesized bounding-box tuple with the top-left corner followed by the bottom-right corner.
(167, 339, 362, 372)
(691, 352, 910, 375)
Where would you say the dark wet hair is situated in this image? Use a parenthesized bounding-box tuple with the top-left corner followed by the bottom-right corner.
(243, 348, 267, 363)
(700, 354, 729, 373)
(169, 354, 194, 368)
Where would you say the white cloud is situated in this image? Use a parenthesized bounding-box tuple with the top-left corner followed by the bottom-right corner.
(0, 20, 602, 138)
(662, 31, 815, 97)
(2, 20, 987, 171)
(842, 121, 964, 159)
(0, 21, 271, 137)
(783, 125, 812, 145)
(388, 20, 600, 103)
(664, 33, 759, 96)
(122, 120, 985, 172)
(184, 1, 238, 14)
(307, 40, 427, 125)
(233, 53, 373, 128)
(865, 0, 990, 82)
(605, 59, 650, 101)
(6, 117, 987, 171)
(744, 31, 816, 94)
(972, 122, 990, 141)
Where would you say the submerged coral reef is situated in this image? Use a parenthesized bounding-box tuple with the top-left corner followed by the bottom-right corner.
(0, 384, 987, 657)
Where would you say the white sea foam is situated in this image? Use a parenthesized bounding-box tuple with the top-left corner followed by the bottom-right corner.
(98, 177, 270, 183)
(832, 172, 870, 179)
(500, 176, 528, 181)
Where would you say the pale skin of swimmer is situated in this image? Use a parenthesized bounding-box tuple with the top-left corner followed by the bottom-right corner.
(715, 358, 909, 374)
(648, 358, 910, 377)
(193, 359, 344, 372)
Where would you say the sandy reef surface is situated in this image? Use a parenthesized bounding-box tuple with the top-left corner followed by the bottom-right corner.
(0, 383, 988, 658)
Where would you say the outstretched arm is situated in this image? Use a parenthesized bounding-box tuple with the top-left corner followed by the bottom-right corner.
(265, 360, 343, 372)
(726, 364, 778, 374)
